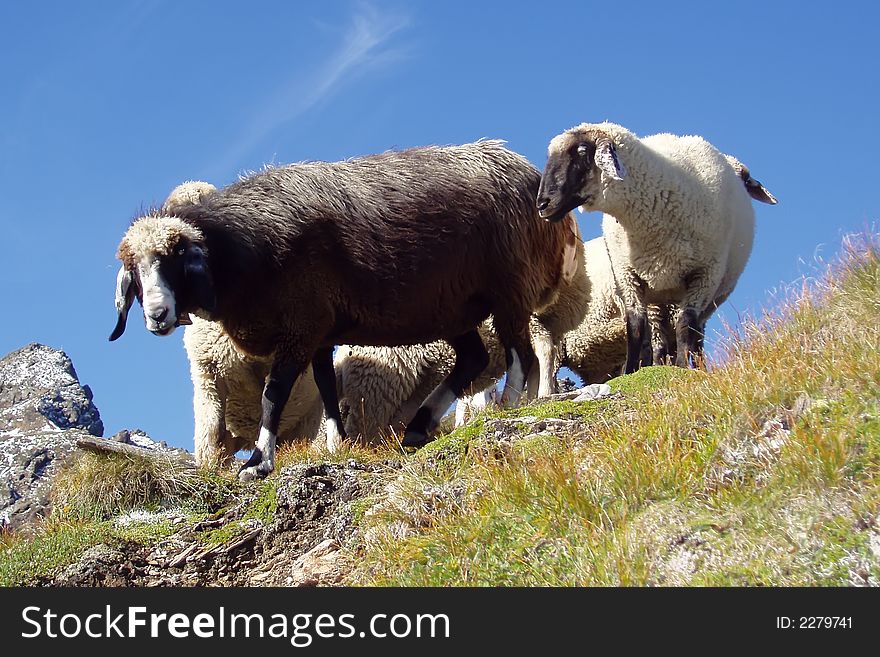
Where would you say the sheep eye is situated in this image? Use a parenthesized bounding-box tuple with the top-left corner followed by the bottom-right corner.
(177, 247, 186, 256)
(577, 144, 589, 157)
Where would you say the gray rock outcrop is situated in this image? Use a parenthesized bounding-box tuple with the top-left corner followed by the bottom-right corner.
(0, 343, 103, 530)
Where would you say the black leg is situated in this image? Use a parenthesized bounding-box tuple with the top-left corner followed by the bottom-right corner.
(494, 316, 536, 408)
(403, 330, 489, 447)
(312, 346, 347, 448)
(239, 358, 303, 481)
(640, 323, 653, 368)
(651, 305, 677, 366)
(624, 308, 647, 374)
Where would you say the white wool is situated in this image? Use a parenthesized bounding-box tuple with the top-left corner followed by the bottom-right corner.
(548, 122, 767, 368)
(183, 316, 324, 467)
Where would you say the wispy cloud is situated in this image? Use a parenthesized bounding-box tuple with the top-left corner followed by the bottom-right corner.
(203, 3, 410, 180)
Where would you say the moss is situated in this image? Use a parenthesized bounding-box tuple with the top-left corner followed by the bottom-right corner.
(244, 479, 278, 525)
(417, 417, 487, 464)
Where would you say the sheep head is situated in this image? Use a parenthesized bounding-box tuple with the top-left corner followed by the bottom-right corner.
(537, 125, 627, 222)
(109, 215, 215, 341)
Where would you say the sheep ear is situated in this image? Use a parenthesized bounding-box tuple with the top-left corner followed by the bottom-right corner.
(745, 177, 778, 205)
(561, 213, 582, 283)
(595, 138, 626, 181)
(109, 266, 136, 342)
(184, 244, 216, 313)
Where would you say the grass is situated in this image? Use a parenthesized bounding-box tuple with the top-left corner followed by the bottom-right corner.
(0, 450, 238, 585)
(52, 451, 235, 521)
(349, 232, 880, 586)
(0, 513, 183, 586)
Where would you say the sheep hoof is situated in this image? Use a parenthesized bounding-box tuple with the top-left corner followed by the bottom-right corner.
(401, 430, 429, 449)
(238, 449, 273, 481)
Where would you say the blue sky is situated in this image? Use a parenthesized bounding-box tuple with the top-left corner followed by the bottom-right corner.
(1, 1, 877, 450)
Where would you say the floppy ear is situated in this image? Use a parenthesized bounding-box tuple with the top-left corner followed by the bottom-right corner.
(595, 138, 627, 181)
(561, 213, 583, 283)
(109, 266, 137, 341)
(745, 177, 778, 205)
(184, 244, 216, 313)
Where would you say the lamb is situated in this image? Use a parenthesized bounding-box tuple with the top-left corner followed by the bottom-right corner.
(537, 122, 777, 372)
(162, 182, 324, 467)
(110, 141, 581, 480)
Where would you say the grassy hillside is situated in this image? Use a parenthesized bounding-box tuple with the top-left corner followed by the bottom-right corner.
(347, 233, 880, 585)
(2, 233, 878, 586)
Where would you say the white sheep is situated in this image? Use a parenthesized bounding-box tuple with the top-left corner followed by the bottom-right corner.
(557, 236, 628, 383)
(164, 182, 324, 466)
(184, 315, 324, 466)
(537, 122, 776, 371)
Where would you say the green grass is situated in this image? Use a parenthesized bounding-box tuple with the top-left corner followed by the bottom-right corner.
(199, 478, 279, 546)
(349, 233, 880, 586)
(0, 514, 182, 586)
(1, 450, 237, 585)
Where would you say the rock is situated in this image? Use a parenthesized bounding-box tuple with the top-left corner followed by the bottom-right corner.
(112, 429, 132, 444)
(0, 343, 103, 436)
(0, 343, 107, 531)
(0, 428, 90, 530)
(0, 343, 188, 531)
(53, 544, 131, 586)
(572, 383, 612, 402)
(286, 539, 344, 586)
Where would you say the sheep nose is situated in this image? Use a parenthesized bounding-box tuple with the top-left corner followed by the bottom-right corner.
(149, 308, 169, 323)
(536, 197, 550, 212)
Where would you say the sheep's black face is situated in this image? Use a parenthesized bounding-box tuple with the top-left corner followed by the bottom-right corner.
(537, 140, 598, 222)
(142, 240, 215, 336)
(537, 129, 626, 222)
(110, 239, 215, 341)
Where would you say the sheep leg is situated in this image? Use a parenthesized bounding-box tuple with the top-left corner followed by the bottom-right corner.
(529, 318, 558, 399)
(675, 308, 703, 368)
(621, 270, 649, 374)
(402, 330, 489, 447)
(454, 385, 496, 427)
(649, 304, 677, 365)
(640, 324, 654, 368)
(192, 373, 229, 468)
(675, 271, 715, 368)
(498, 329, 536, 408)
(238, 359, 305, 481)
(312, 346, 347, 452)
(624, 308, 648, 374)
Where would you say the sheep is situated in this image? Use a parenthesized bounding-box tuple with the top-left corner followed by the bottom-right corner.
(557, 236, 628, 383)
(334, 224, 586, 442)
(162, 182, 324, 467)
(184, 315, 324, 465)
(110, 141, 581, 480)
(536, 122, 777, 372)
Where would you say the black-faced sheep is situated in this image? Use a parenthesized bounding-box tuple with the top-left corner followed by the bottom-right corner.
(537, 122, 777, 372)
(161, 182, 324, 467)
(111, 141, 580, 479)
